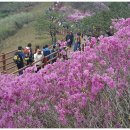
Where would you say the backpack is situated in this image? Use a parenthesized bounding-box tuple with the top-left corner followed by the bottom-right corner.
(13, 52, 22, 64)
(24, 48, 30, 61)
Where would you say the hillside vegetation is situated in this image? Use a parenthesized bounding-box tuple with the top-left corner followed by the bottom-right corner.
(82, 2, 130, 33)
(0, 2, 38, 19)
(0, 3, 52, 41)
(70, 2, 109, 13)
(0, 2, 53, 52)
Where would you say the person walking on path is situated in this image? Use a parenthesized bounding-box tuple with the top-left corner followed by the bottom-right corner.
(73, 32, 82, 51)
(24, 43, 33, 65)
(73, 35, 78, 52)
(69, 31, 74, 47)
(65, 31, 71, 47)
(42, 45, 51, 64)
(13, 46, 25, 75)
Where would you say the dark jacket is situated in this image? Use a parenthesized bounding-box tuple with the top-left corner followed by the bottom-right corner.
(70, 33, 74, 43)
(15, 50, 25, 65)
(43, 48, 51, 59)
(66, 34, 71, 41)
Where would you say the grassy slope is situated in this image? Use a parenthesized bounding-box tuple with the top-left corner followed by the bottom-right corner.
(0, 2, 64, 53)
(1, 21, 64, 53)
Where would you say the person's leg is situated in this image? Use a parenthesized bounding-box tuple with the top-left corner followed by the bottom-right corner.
(26, 60, 29, 65)
(74, 43, 77, 52)
(37, 66, 41, 72)
(35, 65, 41, 72)
(70, 41, 73, 47)
(28, 58, 33, 65)
(17, 64, 23, 75)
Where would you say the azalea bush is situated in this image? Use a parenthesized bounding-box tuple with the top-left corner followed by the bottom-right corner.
(0, 18, 130, 128)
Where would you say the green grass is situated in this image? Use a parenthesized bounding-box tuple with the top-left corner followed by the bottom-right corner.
(0, 2, 53, 53)
(0, 12, 35, 40)
(0, 21, 64, 53)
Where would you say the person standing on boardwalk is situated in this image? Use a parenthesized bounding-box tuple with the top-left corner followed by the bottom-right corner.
(73, 34, 78, 52)
(65, 31, 71, 47)
(76, 32, 82, 51)
(69, 31, 74, 47)
(24, 43, 33, 65)
(13, 46, 25, 75)
(42, 45, 51, 65)
(34, 49, 43, 72)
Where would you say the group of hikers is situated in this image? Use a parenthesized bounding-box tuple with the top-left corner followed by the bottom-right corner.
(66, 31, 83, 51)
(14, 27, 112, 75)
(13, 30, 84, 75)
(13, 43, 57, 75)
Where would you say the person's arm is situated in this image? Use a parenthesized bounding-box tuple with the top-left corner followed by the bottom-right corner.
(41, 51, 43, 55)
(34, 54, 37, 62)
(22, 52, 25, 59)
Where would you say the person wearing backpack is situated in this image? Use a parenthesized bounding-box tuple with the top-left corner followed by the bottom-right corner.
(13, 46, 25, 75)
(43, 45, 51, 58)
(24, 43, 33, 65)
(42, 45, 51, 65)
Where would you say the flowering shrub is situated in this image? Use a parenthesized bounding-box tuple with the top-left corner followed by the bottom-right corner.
(67, 11, 91, 21)
(0, 18, 130, 128)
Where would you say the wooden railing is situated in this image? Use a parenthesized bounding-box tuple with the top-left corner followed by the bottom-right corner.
(0, 30, 86, 75)
(0, 45, 53, 74)
(0, 43, 86, 75)
(0, 50, 17, 74)
(0, 28, 68, 74)
(11, 50, 60, 74)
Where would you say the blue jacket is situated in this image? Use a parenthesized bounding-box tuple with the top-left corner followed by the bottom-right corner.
(43, 48, 51, 58)
(18, 50, 25, 59)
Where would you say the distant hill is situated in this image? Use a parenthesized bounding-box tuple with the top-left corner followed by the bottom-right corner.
(69, 2, 110, 13)
(0, 2, 38, 19)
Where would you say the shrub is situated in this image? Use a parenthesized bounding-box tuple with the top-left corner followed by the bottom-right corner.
(82, 2, 130, 34)
(0, 18, 129, 128)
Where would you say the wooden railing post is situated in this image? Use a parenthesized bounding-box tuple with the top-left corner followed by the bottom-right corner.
(2, 53, 6, 72)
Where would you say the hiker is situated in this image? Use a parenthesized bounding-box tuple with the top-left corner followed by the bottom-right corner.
(65, 31, 71, 47)
(24, 43, 33, 65)
(34, 45, 43, 55)
(50, 45, 57, 63)
(43, 45, 51, 57)
(34, 45, 40, 53)
(13, 46, 25, 75)
(34, 49, 43, 72)
(69, 31, 74, 47)
(42, 45, 51, 64)
(76, 32, 82, 51)
(73, 34, 78, 52)
(81, 32, 84, 38)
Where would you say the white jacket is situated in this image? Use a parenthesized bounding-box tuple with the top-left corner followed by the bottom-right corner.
(34, 53, 43, 66)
